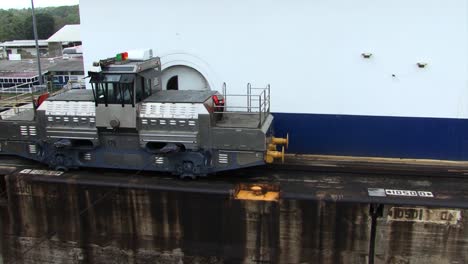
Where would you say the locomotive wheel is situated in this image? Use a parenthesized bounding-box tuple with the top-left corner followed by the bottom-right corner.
(180, 174, 197, 180)
(55, 166, 69, 172)
(178, 161, 197, 180)
(52, 154, 69, 172)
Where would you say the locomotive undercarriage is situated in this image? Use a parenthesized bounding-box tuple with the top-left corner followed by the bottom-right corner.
(0, 131, 265, 179)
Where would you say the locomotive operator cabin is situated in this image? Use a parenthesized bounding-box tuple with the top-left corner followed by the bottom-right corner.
(79, 0, 468, 161)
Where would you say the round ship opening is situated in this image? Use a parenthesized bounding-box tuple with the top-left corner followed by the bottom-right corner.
(161, 65, 210, 90)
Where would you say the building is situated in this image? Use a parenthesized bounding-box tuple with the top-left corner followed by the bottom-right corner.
(46, 58, 85, 87)
(0, 24, 84, 92)
(47, 24, 82, 57)
(0, 24, 82, 60)
(79, 0, 468, 161)
(0, 46, 5, 59)
(0, 57, 84, 93)
(1, 40, 49, 59)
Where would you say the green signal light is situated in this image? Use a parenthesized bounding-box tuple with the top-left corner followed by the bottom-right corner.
(116, 53, 123, 61)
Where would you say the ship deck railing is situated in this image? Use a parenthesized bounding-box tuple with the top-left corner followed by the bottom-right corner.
(0, 82, 69, 121)
(0, 81, 47, 95)
(0, 82, 38, 121)
(0, 103, 35, 121)
(214, 83, 271, 129)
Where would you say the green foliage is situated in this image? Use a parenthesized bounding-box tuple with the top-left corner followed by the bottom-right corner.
(0, 10, 27, 41)
(40, 6, 80, 33)
(0, 5, 80, 42)
(23, 13, 55, 39)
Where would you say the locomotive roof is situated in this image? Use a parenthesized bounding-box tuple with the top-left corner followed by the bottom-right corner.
(144, 90, 217, 103)
(48, 89, 94, 101)
(97, 57, 160, 74)
(47, 89, 217, 103)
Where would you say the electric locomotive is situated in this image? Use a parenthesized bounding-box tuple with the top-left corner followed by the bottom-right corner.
(0, 50, 287, 178)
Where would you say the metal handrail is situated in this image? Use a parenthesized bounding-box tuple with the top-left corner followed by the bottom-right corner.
(247, 83, 251, 112)
(214, 83, 271, 128)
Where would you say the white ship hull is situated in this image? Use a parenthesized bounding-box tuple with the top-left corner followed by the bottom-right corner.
(79, 0, 468, 160)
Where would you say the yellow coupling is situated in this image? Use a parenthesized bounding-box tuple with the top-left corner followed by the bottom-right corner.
(265, 146, 285, 164)
(268, 143, 277, 151)
(272, 133, 289, 149)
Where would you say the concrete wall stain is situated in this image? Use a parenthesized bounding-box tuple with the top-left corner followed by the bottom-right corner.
(1, 174, 468, 264)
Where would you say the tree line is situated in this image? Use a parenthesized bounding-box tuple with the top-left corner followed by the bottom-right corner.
(0, 5, 80, 42)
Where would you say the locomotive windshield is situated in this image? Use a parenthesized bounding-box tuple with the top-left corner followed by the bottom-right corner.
(90, 74, 135, 106)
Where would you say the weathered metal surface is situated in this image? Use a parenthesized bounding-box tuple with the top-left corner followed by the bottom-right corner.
(386, 207, 461, 225)
(0, 158, 468, 263)
(376, 206, 467, 264)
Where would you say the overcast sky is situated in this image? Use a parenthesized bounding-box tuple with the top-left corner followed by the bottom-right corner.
(0, 0, 79, 9)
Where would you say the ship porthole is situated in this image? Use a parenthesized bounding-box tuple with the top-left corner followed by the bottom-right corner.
(161, 65, 210, 90)
(167, 75, 179, 90)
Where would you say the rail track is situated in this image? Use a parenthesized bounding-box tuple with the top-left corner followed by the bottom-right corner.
(1, 155, 467, 209)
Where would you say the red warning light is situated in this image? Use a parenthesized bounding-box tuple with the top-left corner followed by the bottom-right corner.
(116, 52, 129, 61)
(212, 95, 220, 104)
(213, 95, 225, 105)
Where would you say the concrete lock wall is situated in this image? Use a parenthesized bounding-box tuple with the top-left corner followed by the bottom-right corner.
(1, 174, 467, 264)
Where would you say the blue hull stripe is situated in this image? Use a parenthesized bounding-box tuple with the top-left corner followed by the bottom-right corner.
(273, 113, 468, 161)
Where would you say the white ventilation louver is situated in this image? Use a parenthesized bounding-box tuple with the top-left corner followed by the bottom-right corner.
(28, 144, 37, 154)
(219, 153, 229, 164)
(20, 126, 36, 136)
(83, 153, 92, 161)
(39, 101, 95, 116)
(20, 126, 28, 136)
(139, 103, 208, 119)
(155, 157, 165, 165)
(29, 126, 37, 136)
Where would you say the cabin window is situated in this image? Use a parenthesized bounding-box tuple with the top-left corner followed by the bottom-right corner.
(145, 78, 152, 96)
(136, 76, 152, 102)
(91, 74, 135, 106)
(96, 82, 133, 105)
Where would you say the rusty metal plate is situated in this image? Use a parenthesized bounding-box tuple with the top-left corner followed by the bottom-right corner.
(234, 183, 280, 202)
(387, 207, 462, 225)
(368, 188, 434, 198)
